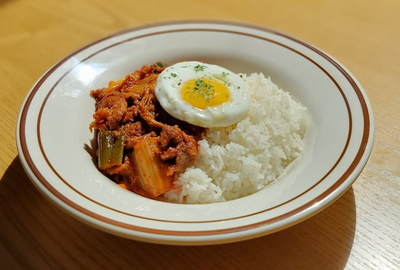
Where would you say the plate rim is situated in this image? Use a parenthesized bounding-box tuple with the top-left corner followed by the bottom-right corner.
(16, 20, 374, 244)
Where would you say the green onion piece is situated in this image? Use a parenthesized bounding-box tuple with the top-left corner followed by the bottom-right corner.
(154, 62, 167, 68)
(98, 131, 124, 170)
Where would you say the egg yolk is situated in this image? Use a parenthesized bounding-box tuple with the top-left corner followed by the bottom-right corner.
(181, 78, 230, 109)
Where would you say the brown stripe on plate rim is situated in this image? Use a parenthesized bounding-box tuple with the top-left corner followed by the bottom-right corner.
(18, 22, 371, 236)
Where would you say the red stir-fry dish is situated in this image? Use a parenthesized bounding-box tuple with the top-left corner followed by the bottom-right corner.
(89, 64, 204, 198)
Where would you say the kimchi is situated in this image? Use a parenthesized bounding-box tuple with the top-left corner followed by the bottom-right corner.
(89, 64, 204, 198)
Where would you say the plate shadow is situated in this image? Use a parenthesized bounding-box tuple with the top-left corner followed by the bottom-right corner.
(0, 156, 356, 270)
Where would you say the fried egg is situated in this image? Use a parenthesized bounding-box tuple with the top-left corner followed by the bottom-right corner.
(155, 61, 250, 127)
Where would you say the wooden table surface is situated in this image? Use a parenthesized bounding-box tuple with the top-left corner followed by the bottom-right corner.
(1, 0, 399, 269)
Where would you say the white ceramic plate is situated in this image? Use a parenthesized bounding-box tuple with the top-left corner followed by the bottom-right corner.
(16, 21, 374, 245)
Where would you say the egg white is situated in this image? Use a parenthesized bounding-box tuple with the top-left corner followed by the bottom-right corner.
(155, 61, 250, 128)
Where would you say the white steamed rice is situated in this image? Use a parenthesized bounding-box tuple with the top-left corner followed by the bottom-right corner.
(164, 73, 310, 204)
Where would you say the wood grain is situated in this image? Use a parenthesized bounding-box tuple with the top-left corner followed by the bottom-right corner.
(1, 0, 400, 269)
